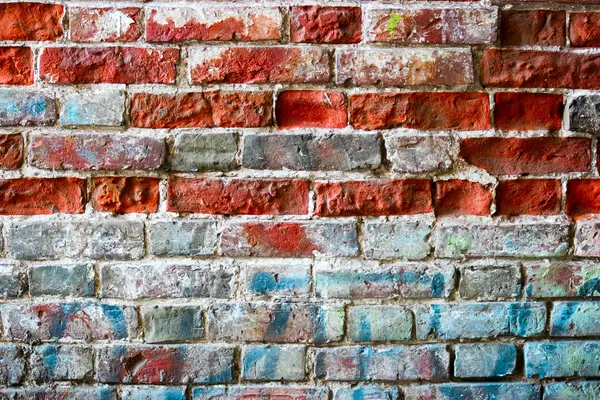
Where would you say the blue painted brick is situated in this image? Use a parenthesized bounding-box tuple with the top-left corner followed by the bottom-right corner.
(30, 345, 93, 382)
(141, 305, 204, 343)
(122, 386, 186, 400)
(403, 383, 541, 400)
(244, 260, 311, 297)
(551, 301, 600, 336)
(347, 305, 412, 342)
(525, 341, 600, 378)
(544, 381, 600, 400)
(0, 89, 56, 126)
(454, 343, 516, 378)
(241, 345, 305, 381)
(334, 387, 399, 400)
(60, 88, 125, 126)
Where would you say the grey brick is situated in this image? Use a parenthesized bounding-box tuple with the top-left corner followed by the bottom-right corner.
(149, 220, 217, 256)
(363, 219, 432, 260)
(30, 345, 93, 382)
(385, 134, 455, 173)
(459, 263, 521, 300)
(28, 263, 95, 297)
(171, 132, 238, 171)
(569, 95, 600, 135)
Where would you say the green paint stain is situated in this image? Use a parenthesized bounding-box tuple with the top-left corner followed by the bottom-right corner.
(447, 234, 472, 257)
(387, 13, 404, 35)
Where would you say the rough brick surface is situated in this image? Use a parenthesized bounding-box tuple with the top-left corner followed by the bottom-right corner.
(500, 10, 565, 45)
(496, 179, 562, 216)
(0, 47, 33, 85)
(291, 7, 361, 44)
(69, 7, 141, 42)
(276, 91, 348, 129)
(494, 92, 563, 131)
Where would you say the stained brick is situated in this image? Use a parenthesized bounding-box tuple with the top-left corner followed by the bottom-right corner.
(69, 7, 141, 42)
(291, 6, 361, 43)
(500, 10, 565, 45)
(570, 12, 600, 47)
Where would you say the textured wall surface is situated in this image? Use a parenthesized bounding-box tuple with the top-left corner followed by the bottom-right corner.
(1, 0, 600, 399)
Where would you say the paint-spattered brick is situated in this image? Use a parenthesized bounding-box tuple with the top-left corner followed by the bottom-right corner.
(385, 135, 455, 174)
(544, 382, 600, 400)
(0, 134, 23, 169)
(207, 302, 344, 344)
(316, 260, 454, 299)
(276, 91, 348, 129)
(348, 305, 412, 342)
(575, 218, 600, 256)
(0, 90, 56, 126)
(525, 262, 600, 298)
(334, 387, 399, 400)
(59, 88, 125, 126)
(100, 263, 235, 299)
(0, 345, 25, 385)
(363, 219, 432, 260)
(314, 345, 449, 381)
(30, 345, 93, 382)
(1, 302, 139, 342)
(69, 7, 142, 42)
(242, 345, 306, 381)
(551, 301, 600, 336)
(6, 220, 144, 260)
(146, 7, 282, 42)
(336, 49, 473, 86)
(569, 95, 600, 135)
(0, 263, 25, 299)
(189, 47, 329, 84)
(122, 386, 186, 400)
(243, 260, 311, 297)
(459, 263, 521, 300)
(96, 344, 234, 384)
(0, 47, 33, 85)
(403, 384, 540, 400)
(171, 132, 238, 172)
(28, 263, 95, 297)
(192, 386, 329, 400)
(435, 217, 570, 258)
(525, 341, 600, 378)
(434, 180, 493, 216)
(220, 221, 358, 258)
(0, 386, 117, 400)
(142, 305, 204, 343)
(454, 343, 516, 378)
(416, 302, 546, 340)
(242, 133, 381, 171)
(291, 6, 362, 44)
(0, 2, 64, 41)
(92, 177, 159, 214)
(500, 10, 565, 46)
(149, 221, 217, 257)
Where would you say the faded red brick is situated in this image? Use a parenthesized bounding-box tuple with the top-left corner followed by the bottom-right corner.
(0, 47, 33, 85)
(350, 92, 490, 131)
(314, 180, 432, 217)
(69, 7, 142, 42)
(290, 6, 362, 44)
(168, 178, 309, 215)
(188, 47, 329, 84)
(0, 3, 63, 41)
(146, 7, 282, 42)
(276, 91, 348, 129)
(482, 49, 600, 89)
(496, 179, 561, 216)
(0, 134, 23, 169)
(0, 178, 85, 215)
(434, 180, 492, 216)
(570, 12, 600, 47)
(494, 92, 563, 131)
(567, 179, 600, 217)
(130, 92, 273, 128)
(460, 137, 591, 175)
(500, 10, 565, 46)
(39, 47, 179, 84)
(92, 177, 159, 214)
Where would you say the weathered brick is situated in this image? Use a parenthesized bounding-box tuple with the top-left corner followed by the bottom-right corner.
(544, 382, 600, 400)
(100, 262, 234, 299)
(122, 386, 186, 400)
(497, 179, 561, 216)
(403, 383, 540, 400)
(500, 10, 565, 45)
(460, 263, 521, 300)
(146, 7, 282, 42)
(435, 217, 570, 258)
(0, 90, 56, 126)
(0, 263, 25, 299)
(220, 221, 358, 258)
(30, 345, 93, 382)
(315, 260, 455, 299)
(525, 341, 600, 378)
(1, 302, 139, 341)
(242, 133, 381, 171)
(313, 345, 449, 381)
(570, 12, 600, 47)
(0, 47, 33, 85)
(525, 262, 600, 298)
(337, 49, 473, 86)
(459, 137, 591, 175)
(70, 7, 142, 42)
(207, 302, 344, 344)
(0, 345, 25, 385)
(0, 134, 23, 169)
(149, 221, 217, 257)
(363, 219, 432, 260)
(0, 178, 85, 215)
(350, 92, 490, 130)
(243, 260, 311, 297)
(242, 345, 306, 381)
(567, 179, 600, 217)
(482, 49, 600, 89)
(0, 386, 117, 399)
(92, 177, 159, 214)
(40, 47, 179, 84)
(551, 301, 600, 336)
(434, 180, 493, 216)
(334, 387, 399, 400)
(415, 302, 546, 340)
(0, 2, 63, 41)
(192, 386, 328, 400)
(6, 220, 145, 260)
(171, 132, 237, 172)
(189, 47, 329, 84)
(348, 305, 412, 342)
(569, 95, 600, 135)
(142, 305, 204, 343)
(28, 263, 95, 297)
(367, 8, 497, 44)
(29, 134, 165, 171)
(276, 91, 347, 129)
(291, 6, 360, 44)
(59, 88, 125, 126)
(385, 135, 455, 174)
(575, 218, 600, 256)
(494, 92, 563, 131)
(96, 344, 234, 384)
(454, 343, 516, 378)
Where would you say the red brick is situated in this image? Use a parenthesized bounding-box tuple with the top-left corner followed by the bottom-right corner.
(92, 177, 159, 214)
(0, 134, 23, 170)
(276, 91, 348, 129)
(188, 47, 329, 84)
(567, 179, 600, 217)
(570, 12, 600, 47)
(434, 180, 492, 216)
(314, 180, 432, 217)
(482, 49, 600, 89)
(0, 47, 33, 85)
(290, 6, 362, 44)
(130, 92, 273, 128)
(500, 10, 565, 46)
(0, 178, 85, 215)
(0, 3, 63, 41)
(168, 178, 309, 215)
(69, 7, 142, 42)
(39, 47, 179, 84)
(497, 179, 561, 216)
(350, 92, 490, 131)
(494, 92, 563, 131)
(460, 137, 591, 175)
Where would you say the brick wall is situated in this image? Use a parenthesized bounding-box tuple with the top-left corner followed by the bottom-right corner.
(1, 0, 600, 399)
